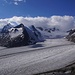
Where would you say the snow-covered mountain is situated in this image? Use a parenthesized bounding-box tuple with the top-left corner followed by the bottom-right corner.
(0, 24, 45, 47)
(0, 23, 68, 47)
(37, 26, 67, 39)
(29, 25, 45, 42)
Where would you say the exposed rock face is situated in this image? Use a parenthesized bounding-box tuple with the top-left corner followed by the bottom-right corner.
(66, 29, 75, 42)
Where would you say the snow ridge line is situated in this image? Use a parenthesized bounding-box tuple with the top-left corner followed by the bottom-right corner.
(0, 43, 75, 59)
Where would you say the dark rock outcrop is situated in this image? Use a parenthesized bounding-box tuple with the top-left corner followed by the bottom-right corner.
(66, 29, 75, 42)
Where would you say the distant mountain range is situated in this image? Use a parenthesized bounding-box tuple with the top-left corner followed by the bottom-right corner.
(36, 26, 66, 39)
(0, 23, 67, 47)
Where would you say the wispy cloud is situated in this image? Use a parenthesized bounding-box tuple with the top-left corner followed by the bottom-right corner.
(0, 15, 75, 31)
(4, 0, 26, 5)
(4, 0, 12, 4)
(4, 0, 8, 3)
(13, 0, 26, 5)
(14, 1, 18, 5)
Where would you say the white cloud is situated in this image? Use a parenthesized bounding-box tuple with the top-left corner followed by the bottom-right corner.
(4, 0, 26, 5)
(0, 16, 75, 31)
(47, 16, 75, 31)
(14, 2, 18, 5)
(14, 0, 23, 1)
(13, 0, 26, 5)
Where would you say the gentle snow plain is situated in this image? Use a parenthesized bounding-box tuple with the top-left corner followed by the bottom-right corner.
(0, 38, 75, 75)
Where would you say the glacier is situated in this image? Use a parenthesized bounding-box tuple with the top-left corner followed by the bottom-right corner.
(0, 38, 75, 75)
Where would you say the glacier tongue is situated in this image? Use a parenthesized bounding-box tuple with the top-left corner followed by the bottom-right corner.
(0, 39, 75, 75)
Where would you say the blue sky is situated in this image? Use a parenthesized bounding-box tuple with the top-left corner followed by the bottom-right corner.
(0, 0, 75, 18)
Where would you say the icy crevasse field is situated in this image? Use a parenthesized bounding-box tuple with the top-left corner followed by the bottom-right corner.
(0, 38, 75, 75)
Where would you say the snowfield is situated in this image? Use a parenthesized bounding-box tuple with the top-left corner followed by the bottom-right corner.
(0, 38, 75, 75)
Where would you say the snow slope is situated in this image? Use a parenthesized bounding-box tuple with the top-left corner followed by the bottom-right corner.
(9, 28, 23, 38)
(0, 38, 75, 75)
(37, 28, 67, 39)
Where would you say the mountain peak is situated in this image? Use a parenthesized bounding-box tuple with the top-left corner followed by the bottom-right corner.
(1, 23, 13, 33)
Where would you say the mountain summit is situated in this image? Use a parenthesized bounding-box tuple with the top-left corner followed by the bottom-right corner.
(1, 23, 13, 33)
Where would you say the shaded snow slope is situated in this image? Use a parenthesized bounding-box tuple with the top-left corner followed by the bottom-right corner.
(0, 38, 75, 75)
(29, 25, 45, 42)
(1, 23, 13, 33)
